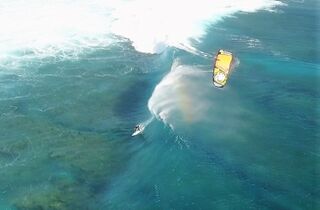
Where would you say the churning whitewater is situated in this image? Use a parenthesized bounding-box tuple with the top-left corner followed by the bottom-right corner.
(0, 0, 284, 64)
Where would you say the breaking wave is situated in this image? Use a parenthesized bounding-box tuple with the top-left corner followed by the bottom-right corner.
(0, 0, 284, 66)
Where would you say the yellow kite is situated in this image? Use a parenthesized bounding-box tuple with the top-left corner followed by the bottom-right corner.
(213, 50, 233, 88)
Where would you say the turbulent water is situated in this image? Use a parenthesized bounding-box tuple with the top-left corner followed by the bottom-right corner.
(0, 0, 319, 209)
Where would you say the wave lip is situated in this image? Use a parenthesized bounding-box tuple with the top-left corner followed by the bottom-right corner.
(111, 0, 285, 54)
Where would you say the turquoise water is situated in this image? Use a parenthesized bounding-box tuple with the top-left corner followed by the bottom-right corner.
(0, 1, 319, 209)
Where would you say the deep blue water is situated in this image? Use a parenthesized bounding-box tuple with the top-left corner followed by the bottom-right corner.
(0, 1, 319, 210)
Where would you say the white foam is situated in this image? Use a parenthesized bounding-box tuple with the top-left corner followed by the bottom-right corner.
(0, 0, 284, 64)
(0, 0, 116, 65)
(111, 0, 285, 54)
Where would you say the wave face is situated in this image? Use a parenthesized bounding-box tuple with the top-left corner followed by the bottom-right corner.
(0, 0, 284, 66)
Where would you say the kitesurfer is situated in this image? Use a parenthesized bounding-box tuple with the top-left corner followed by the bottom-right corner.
(134, 125, 141, 132)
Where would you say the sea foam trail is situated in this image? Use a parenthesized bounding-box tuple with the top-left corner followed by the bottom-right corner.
(0, 0, 284, 66)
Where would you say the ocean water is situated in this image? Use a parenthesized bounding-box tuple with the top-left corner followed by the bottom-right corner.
(0, 0, 319, 209)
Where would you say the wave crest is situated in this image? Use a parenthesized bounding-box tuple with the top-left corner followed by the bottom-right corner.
(0, 0, 284, 64)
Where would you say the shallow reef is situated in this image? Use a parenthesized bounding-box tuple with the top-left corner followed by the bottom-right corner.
(0, 113, 127, 210)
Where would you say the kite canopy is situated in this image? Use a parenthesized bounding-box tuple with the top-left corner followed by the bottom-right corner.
(213, 50, 233, 88)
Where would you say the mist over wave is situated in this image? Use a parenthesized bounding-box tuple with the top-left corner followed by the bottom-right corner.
(148, 60, 213, 130)
(0, 0, 284, 66)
